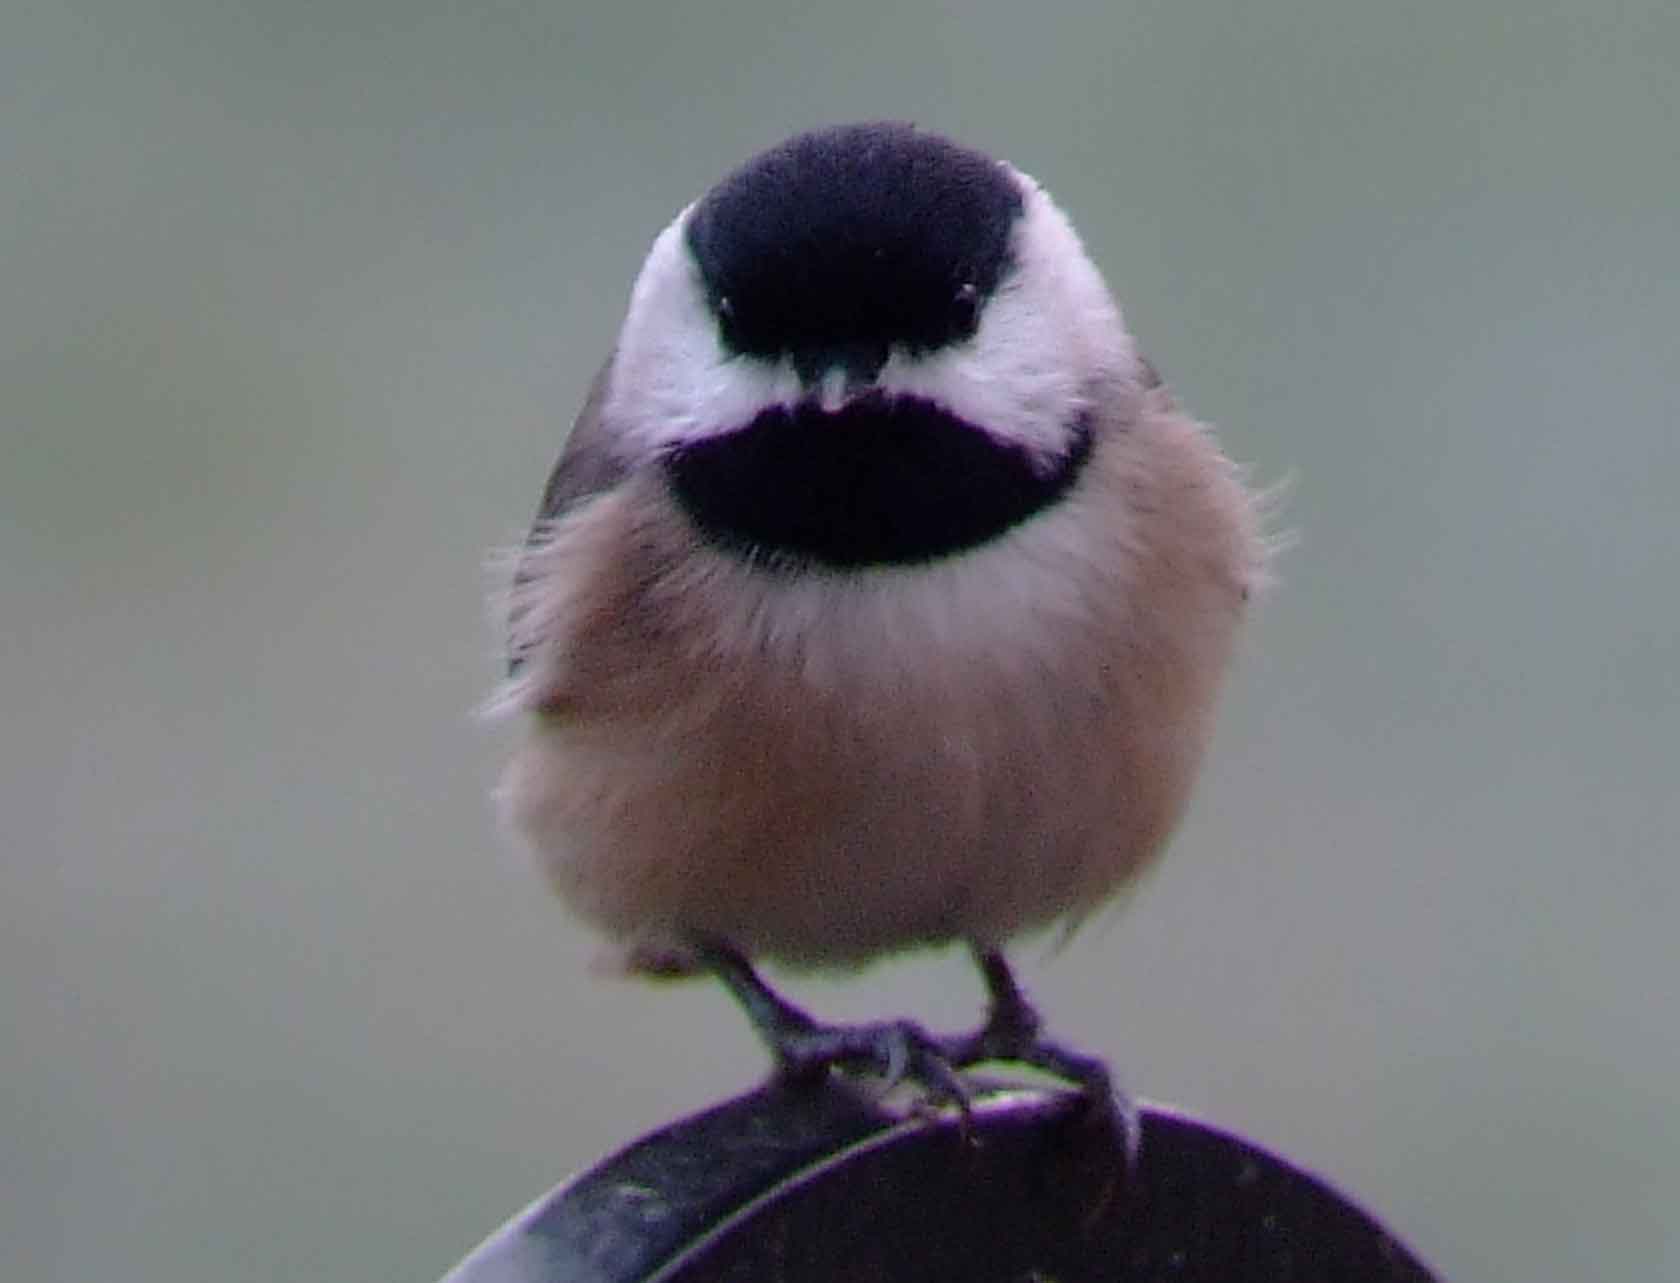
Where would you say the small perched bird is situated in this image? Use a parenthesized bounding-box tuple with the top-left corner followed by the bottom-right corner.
(493, 123, 1266, 1146)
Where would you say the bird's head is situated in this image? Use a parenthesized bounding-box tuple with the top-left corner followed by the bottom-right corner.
(603, 122, 1141, 569)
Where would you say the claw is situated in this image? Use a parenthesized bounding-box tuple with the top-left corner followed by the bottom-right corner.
(775, 1017, 972, 1116)
(872, 1024, 910, 1089)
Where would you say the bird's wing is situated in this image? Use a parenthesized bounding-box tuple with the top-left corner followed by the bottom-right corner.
(506, 354, 629, 675)
(531, 353, 627, 529)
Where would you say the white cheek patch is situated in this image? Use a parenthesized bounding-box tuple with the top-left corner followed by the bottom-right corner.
(604, 173, 1140, 466)
(879, 172, 1137, 464)
(606, 213, 801, 457)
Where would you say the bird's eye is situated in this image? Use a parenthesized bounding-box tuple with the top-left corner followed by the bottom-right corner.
(952, 283, 981, 335)
(713, 295, 740, 343)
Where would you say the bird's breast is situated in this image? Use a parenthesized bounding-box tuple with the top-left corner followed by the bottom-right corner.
(501, 460, 1204, 965)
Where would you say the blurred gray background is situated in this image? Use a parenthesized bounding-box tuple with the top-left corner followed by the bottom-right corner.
(4, 2, 1676, 1279)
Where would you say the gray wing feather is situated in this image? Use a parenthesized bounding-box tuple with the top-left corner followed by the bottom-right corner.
(507, 355, 628, 674)
(529, 354, 627, 527)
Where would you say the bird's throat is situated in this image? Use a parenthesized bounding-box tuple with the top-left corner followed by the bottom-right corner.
(663, 394, 1092, 570)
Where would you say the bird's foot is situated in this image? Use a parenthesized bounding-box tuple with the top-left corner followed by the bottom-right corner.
(697, 940, 974, 1119)
(772, 1014, 973, 1115)
(696, 938, 1136, 1157)
(948, 949, 1142, 1165)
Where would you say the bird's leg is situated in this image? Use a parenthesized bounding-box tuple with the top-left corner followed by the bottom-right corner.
(948, 946, 1141, 1162)
(696, 939, 971, 1113)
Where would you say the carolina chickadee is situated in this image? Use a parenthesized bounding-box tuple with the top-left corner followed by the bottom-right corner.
(494, 123, 1267, 1141)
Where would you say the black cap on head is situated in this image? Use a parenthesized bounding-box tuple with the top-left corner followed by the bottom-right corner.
(685, 123, 1025, 384)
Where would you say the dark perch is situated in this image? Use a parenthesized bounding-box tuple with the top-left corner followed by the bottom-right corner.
(440, 1080, 1442, 1282)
